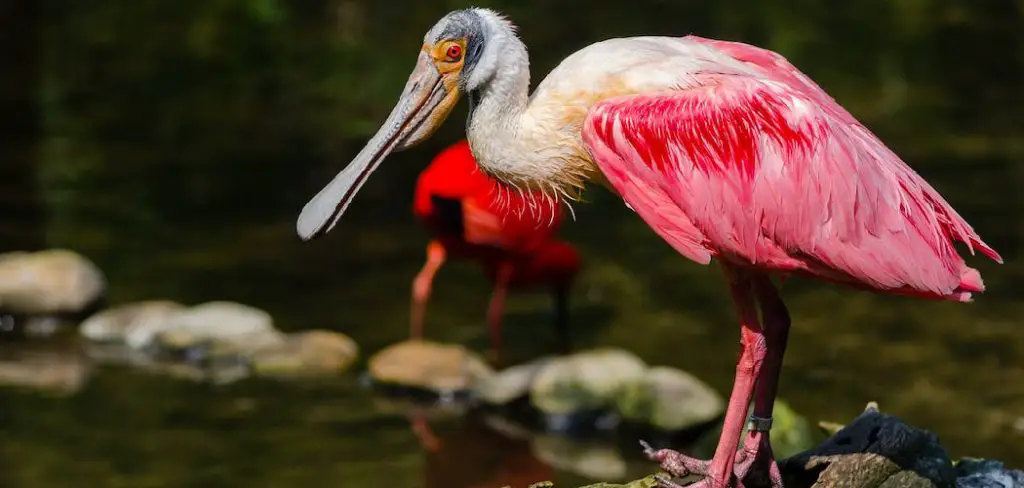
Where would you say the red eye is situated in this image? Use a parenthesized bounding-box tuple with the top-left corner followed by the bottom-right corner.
(446, 44, 462, 60)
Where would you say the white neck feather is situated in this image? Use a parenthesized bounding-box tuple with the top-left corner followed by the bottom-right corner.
(462, 11, 533, 180)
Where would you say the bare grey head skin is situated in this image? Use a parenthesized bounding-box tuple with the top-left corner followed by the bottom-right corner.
(295, 8, 529, 242)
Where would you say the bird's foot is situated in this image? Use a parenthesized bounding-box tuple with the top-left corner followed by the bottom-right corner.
(640, 430, 783, 488)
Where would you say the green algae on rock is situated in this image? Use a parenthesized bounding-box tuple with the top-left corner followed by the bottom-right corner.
(529, 348, 647, 415)
(615, 366, 724, 432)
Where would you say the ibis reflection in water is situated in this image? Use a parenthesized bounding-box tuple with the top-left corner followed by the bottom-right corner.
(410, 139, 580, 364)
(295, 8, 1002, 488)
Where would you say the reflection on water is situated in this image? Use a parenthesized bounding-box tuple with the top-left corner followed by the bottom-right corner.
(0, 347, 644, 488)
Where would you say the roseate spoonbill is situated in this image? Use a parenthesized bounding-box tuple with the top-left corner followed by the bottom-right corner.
(295, 8, 1003, 488)
(411, 139, 581, 362)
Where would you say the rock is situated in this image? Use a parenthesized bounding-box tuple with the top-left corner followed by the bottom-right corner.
(135, 356, 251, 385)
(477, 356, 556, 406)
(615, 365, 724, 432)
(579, 476, 660, 488)
(530, 348, 648, 416)
(778, 402, 956, 488)
(532, 434, 629, 481)
(250, 330, 359, 378)
(0, 249, 105, 315)
(150, 301, 285, 356)
(954, 459, 1024, 488)
(583, 403, 1020, 488)
(79, 300, 186, 348)
(367, 340, 494, 394)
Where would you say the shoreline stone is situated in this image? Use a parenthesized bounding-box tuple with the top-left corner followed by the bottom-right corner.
(0, 249, 105, 316)
(367, 340, 495, 395)
(567, 402, 1016, 488)
(250, 329, 359, 378)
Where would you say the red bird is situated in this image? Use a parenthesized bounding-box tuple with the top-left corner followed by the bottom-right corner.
(410, 139, 581, 362)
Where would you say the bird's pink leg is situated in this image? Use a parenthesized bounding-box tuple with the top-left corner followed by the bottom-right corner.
(410, 241, 446, 340)
(738, 275, 791, 488)
(485, 261, 513, 365)
(644, 267, 766, 488)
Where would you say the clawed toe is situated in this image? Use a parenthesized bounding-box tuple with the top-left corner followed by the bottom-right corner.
(639, 440, 710, 477)
(640, 437, 783, 488)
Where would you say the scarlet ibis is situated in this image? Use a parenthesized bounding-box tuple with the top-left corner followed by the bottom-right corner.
(296, 9, 1002, 488)
(411, 139, 581, 363)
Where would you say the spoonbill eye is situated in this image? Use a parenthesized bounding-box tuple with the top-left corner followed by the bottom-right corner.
(446, 44, 462, 60)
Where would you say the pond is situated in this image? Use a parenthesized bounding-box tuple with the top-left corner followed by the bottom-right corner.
(1, 1, 1021, 486)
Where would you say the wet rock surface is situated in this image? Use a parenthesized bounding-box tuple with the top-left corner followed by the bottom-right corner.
(530, 349, 648, 417)
(79, 300, 186, 348)
(149, 301, 286, 356)
(250, 329, 359, 378)
(367, 340, 495, 397)
(0, 249, 105, 316)
(777, 402, 955, 488)
(615, 366, 724, 433)
(74, 300, 359, 383)
(954, 459, 1024, 488)
(575, 402, 1021, 488)
(475, 347, 724, 440)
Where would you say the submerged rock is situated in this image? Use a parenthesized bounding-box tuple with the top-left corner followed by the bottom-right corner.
(0, 249, 105, 315)
(477, 356, 555, 406)
(615, 366, 724, 432)
(368, 340, 494, 395)
(78, 300, 363, 384)
(79, 300, 186, 348)
(150, 301, 285, 357)
(530, 348, 647, 416)
(250, 330, 359, 378)
(954, 458, 1024, 488)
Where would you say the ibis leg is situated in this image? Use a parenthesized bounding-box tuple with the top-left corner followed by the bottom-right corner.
(410, 241, 446, 340)
(644, 269, 767, 488)
(485, 262, 513, 364)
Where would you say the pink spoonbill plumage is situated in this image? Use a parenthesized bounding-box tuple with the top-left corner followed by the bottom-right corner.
(295, 8, 1003, 488)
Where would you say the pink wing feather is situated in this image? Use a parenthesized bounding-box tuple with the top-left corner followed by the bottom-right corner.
(582, 70, 1001, 302)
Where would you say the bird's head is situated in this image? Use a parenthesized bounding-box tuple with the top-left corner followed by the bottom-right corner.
(296, 8, 517, 241)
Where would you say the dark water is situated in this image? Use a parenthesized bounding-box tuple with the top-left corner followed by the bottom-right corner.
(2, 0, 1023, 486)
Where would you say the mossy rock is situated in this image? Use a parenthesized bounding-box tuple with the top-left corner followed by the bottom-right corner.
(614, 366, 724, 433)
(578, 476, 660, 488)
(529, 348, 647, 415)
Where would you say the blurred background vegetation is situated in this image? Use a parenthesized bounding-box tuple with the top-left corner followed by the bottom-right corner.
(0, 0, 1021, 487)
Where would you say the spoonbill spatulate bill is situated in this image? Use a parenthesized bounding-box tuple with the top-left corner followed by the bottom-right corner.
(295, 8, 1003, 488)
